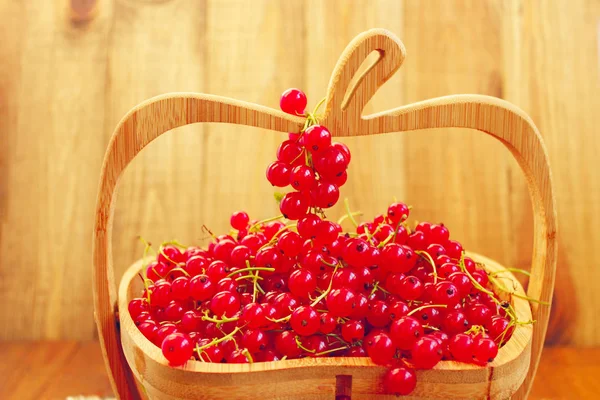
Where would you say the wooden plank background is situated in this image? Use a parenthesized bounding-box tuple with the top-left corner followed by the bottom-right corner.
(0, 0, 598, 346)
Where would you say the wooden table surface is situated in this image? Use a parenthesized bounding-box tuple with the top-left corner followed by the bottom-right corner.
(0, 342, 597, 400)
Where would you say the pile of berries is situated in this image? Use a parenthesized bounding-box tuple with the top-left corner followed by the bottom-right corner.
(128, 89, 523, 397)
(267, 88, 351, 219)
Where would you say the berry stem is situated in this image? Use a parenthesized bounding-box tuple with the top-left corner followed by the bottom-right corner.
(415, 250, 439, 284)
(235, 274, 263, 282)
(195, 326, 241, 352)
(315, 346, 349, 356)
(343, 198, 359, 228)
(242, 348, 254, 363)
(227, 267, 276, 278)
(407, 304, 447, 316)
(337, 211, 363, 225)
(295, 336, 316, 353)
(248, 215, 285, 232)
(169, 267, 190, 277)
(201, 311, 240, 325)
(161, 239, 187, 249)
(488, 275, 550, 305)
(310, 263, 340, 307)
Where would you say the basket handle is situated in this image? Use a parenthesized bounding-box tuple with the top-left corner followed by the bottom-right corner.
(93, 95, 305, 399)
(93, 30, 556, 400)
(320, 29, 557, 399)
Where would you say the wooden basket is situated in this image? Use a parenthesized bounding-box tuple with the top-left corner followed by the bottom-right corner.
(93, 29, 557, 400)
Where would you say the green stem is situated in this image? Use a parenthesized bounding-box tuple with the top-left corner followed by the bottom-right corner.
(201, 314, 240, 325)
(337, 211, 363, 225)
(227, 267, 275, 278)
(248, 215, 285, 232)
(415, 250, 439, 284)
(310, 263, 340, 307)
(196, 326, 241, 352)
(295, 336, 315, 353)
(407, 304, 447, 316)
(235, 274, 263, 281)
(488, 275, 550, 305)
(343, 198, 359, 228)
(315, 346, 349, 356)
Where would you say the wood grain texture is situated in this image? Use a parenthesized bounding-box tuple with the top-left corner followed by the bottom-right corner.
(0, 0, 598, 346)
(0, 342, 595, 400)
(117, 253, 532, 400)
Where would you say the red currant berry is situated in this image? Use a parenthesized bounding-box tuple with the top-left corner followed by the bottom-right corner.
(383, 366, 417, 396)
(473, 337, 498, 364)
(275, 330, 302, 358)
(266, 161, 291, 187)
(210, 291, 241, 317)
(277, 140, 304, 165)
(390, 316, 423, 350)
(288, 269, 317, 298)
(449, 333, 474, 363)
(161, 333, 193, 366)
(365, 332, 396, 365)
(280, 88, 307, 115)
(230, 211, 249, 230)
(411, 335, 443, 369)
(326, 287, 356, 317)
(303, 125, 332, 153)
(432, 281, 461, 306)
(311, 181, 340, 209)
(290, 165, 315, 191)
(443, 310, 470, 335)
(319, 312, 337, 334)
(313, 147, 348, 180)
(290, 306, 320, 336)
(387, 202, 410, 225)
(430, 224, 450, 244)
(341, 320, 365, 343)
(445, 240, 463, 259)
(280, 192, 309, 220)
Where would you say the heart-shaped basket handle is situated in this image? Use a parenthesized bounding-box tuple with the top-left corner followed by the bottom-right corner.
(93, 28, 556, 400)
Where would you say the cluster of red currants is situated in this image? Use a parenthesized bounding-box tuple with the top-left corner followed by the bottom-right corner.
(267, 89, 351, 219)
(129, 201, 517, 396)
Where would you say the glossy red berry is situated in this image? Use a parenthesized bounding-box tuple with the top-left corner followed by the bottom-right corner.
(411, 335, 443, 369)
(473, 337, 498, 364)
(342, 320, 365, 343)
(432, 281, 461, 306)
(210, 291, 241, 317)
(443, 310, 470, 335)
(277, 140, 304, 165)
(161, 333, 193, 366)
(297, 214, 321, 239)
(280, 192, 309, 220)
(449, 333, 474, 362)
(290, 165, 315, 191)
(387, 202, 410, 224)
(311, 182, 340, 209)
(230, 211, 249, 230)
(365, 332, 396, 365)
(383, 366, 417, 396)
(266, 161, 291, 187)
(288, 269, 317, 298)
(313, 147, 348, 180)
(390, 316, 423, 350)
(303, 125, 332, 153)
(290, 306, 320, 336)
(326, 287, 356, 317)
(280, 88, 307, 115)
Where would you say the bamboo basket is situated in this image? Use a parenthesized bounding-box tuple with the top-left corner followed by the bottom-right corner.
(93, 29, 557, 400)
